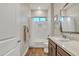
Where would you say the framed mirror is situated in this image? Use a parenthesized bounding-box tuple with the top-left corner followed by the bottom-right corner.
(59, 3, 79, 33)
(59, 16, 79, 33)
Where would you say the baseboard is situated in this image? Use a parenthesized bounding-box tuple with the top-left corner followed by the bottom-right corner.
(22, 47, 29, 56)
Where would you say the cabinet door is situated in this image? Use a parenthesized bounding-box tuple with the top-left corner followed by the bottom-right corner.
(48, 41, 52, 55)
(51, 44, 56, 56)
(57, 52, 61, 56)
(57, 46, 70, 56)
(48, 39, 56, 56)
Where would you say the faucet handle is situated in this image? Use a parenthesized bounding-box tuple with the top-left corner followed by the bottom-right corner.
(62, 35, 67, 38)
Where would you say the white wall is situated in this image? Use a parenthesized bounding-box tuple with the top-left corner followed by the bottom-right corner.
(54, 3, 65, 16)
(48, 4, 54, 36)
(19, 4, 31, 55)
(31, 10, 48, 17)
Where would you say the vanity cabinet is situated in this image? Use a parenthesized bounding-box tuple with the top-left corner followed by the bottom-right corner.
(48, 38, 57, 56)
(48, 38, 71, 56)
(57, 46, 70, 56)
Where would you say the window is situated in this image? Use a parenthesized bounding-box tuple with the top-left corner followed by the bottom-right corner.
(59, 16, 64, 22)
(40, 18, 46, 22)
(32, 17, 39, 22)
(32, 17, 47, 22)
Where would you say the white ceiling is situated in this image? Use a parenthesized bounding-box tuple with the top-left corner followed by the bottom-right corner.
(31, 3, 50, 10)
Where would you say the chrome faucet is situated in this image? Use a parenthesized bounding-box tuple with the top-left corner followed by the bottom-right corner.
(62, 35, 67, 39)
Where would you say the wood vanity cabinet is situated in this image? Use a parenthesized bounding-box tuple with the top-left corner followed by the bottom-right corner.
(48, 38, 71, 56)
(57, 46, 70, 56)
(48, 38, 57, 56)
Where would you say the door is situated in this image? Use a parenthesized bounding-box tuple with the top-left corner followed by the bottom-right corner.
(0, 4, 21, 56)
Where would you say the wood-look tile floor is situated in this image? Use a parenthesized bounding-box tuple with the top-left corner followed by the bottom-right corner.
(26, 48, 47, 56)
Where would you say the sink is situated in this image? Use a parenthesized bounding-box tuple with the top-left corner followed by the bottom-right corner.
(54, 37, 70, 41)
(59, 39, 70, 42)
(53, 37, 65, 40)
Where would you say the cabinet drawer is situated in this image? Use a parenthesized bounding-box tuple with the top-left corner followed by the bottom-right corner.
(57, 46, 70, 56)
(48, 38, 56, 48)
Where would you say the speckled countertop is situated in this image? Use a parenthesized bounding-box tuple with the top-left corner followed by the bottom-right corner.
(48, 36, 79, 56)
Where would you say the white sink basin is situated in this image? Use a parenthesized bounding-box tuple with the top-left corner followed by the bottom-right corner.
(53, 37, 65, 40)
(59, 39, 70, 42)
(53, 36, 70, 40)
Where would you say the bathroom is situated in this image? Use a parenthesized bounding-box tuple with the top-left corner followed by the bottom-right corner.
(0, 3, 79, 56)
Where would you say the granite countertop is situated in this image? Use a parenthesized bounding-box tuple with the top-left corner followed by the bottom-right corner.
(48, 36, 79, 56)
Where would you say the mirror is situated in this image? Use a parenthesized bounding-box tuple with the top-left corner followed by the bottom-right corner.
(59, 4, 79, 33)
(53, 4, 79, 34)
(59, 16, 79, 33)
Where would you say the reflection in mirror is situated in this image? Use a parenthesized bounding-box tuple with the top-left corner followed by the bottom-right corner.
(59, 4, 79, 33)
(59, 16, 79, 33)
(60, 16, 75, 32)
